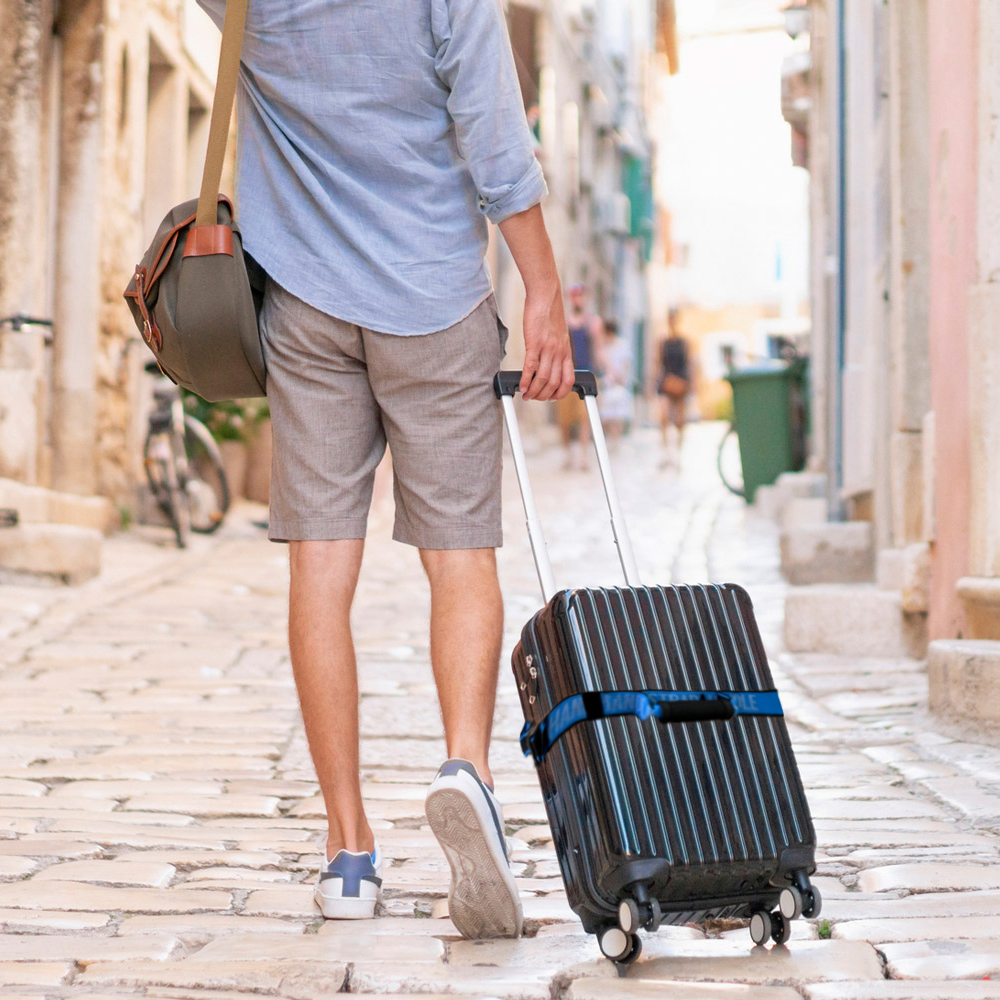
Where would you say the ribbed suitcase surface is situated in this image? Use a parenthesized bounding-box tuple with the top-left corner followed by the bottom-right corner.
(513, 581, 816, 934)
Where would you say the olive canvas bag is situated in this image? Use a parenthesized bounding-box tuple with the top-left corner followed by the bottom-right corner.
(123, 0, 266, 401)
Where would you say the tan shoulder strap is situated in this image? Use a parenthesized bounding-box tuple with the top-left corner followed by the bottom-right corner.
(196, 0, 249, 228)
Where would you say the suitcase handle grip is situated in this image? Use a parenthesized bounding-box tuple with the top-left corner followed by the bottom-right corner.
(654, 699, 737, 724)
(493, 370, 598, 400)
(494, 369, 641, 601)
(520, 689, 783, 764)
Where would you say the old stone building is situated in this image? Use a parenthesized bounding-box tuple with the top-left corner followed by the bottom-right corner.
(772, 0, 1000, 725)
(0, 0, 224, 576)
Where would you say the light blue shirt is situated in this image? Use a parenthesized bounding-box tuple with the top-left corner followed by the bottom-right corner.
(197, 0, 548, 335)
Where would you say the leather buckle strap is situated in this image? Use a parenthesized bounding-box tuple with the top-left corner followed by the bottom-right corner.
(183, 224, 234, 258)
(131, 266, 163, 352)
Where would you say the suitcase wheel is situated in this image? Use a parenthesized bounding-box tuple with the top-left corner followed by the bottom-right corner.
(769, 910, 792, 946)
(617, 899, 640, 934)
(599, 926, 642, 967)
(779, 886, 804, 921)
(749, 910, 772, 946)
(802, 884, 823, 919)
(618, 896, 663, 934)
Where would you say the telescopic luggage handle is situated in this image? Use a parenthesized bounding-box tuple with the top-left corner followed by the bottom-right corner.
(493, 369, 641, 602)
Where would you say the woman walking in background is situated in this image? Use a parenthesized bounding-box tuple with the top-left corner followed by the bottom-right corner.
(598, 319, 631, 450)
(657, 310, 692, 469)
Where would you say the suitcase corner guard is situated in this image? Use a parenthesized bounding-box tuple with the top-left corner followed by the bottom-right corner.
(520, 689, 785, 765)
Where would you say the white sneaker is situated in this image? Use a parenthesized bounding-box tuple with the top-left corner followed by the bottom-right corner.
(313, 843, 382, 919)
(426, 759, 523, 939)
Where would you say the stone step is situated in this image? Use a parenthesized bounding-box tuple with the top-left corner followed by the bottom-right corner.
(876, 544, 930, 611)
(780, 521, 875, 585)
(784, 584, 927, 659)
(0, 478, 114, 534)
(928, 639, 1000, 723)
(0, 523, 101, 585)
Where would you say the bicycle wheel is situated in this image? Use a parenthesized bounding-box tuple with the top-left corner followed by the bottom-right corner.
(717, 423, 745, 498)
(166, 458, 191, 548)
(182, 415, 231, 534)
(144, 428, 192, 547)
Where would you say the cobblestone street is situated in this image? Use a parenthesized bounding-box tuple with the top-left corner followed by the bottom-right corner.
(2, 421, 1000, 998)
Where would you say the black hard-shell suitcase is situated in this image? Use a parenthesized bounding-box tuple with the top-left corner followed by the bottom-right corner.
(495, 371, 820, 968)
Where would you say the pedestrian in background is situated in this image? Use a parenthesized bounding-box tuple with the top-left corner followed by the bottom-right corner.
(657, 310, 692, 468)
(196, 0, 574, 940)
(597, 319, 631, 450)
(558, 284, 604, 470)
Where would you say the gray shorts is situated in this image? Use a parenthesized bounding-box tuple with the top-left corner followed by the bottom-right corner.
(260, 277, 507, 548)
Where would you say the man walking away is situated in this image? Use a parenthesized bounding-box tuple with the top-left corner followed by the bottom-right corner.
(196, 0, 575, 939)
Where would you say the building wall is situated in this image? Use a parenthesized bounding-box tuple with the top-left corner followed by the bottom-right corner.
(926, 0, 977, 640)
(0, 0, 222, 509)
(969, 0, 1000, 583)
(886, 0, 930, 550)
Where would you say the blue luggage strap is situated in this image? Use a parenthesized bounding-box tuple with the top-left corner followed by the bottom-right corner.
(520, 689, 784, 765)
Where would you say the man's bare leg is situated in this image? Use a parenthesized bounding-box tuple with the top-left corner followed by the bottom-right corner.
(288, 539, 375, 860)
(420, 546, 521, 939)
(419, 548, 504, 788)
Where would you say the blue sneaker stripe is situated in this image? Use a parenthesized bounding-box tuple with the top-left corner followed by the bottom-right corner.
(321, 851, 381, 898)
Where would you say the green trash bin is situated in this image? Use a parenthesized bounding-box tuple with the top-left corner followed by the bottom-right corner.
(725, 358, 808, 503)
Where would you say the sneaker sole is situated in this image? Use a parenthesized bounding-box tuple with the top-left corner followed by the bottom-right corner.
(313, 885, 378, 920)
(426, 783, 523, 939)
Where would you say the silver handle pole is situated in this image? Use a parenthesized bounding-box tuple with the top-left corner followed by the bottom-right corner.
(583, 394, 642, 587)
(500, 395, 557, 603)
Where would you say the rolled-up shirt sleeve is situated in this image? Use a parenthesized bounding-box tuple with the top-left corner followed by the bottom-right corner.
(432, 0, 548, 224)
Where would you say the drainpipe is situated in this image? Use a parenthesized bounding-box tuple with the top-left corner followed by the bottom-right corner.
(829, 0, 848, 520)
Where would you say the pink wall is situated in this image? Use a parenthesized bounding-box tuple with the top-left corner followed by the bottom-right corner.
(927, 0, 978, 639)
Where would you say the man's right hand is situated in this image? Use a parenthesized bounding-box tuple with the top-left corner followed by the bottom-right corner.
(520, 286, 575, 402)
(496, 203, 576, 402)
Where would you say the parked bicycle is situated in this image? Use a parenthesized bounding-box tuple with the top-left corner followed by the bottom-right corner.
(143, 362, 230, 547)
(717, 422, 745, 498)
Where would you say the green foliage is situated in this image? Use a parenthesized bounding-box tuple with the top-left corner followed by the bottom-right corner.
(182, 391, 270, 443)
(817, 919, 832, 939)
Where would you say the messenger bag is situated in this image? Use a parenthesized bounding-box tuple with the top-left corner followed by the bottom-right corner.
(123, 0, 266, 401)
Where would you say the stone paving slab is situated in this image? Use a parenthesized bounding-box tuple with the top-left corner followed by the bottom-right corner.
(568, 981, 805, 999)
(880, 940, 1000, 979)
(117, 913, 308, 937)
(0, 881, 232, 911)
(0, 961, 74, 986)
(345, 961, 553, 998)
(833, 915, 1000, 943)
(32, 860, 176, 886)
(858, 864, 1000, 893)
(193, 931, 444, 963)
(0, 907, 111, 931)
(578, 940, 885, 987)
(75, 959, 350, 993)
(0, 931, 181, 962)
(804, 984, 1000, 1000)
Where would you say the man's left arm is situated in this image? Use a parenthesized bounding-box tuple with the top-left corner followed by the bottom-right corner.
(433, 0, 571, 400)
(432, 0, 547, 226)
